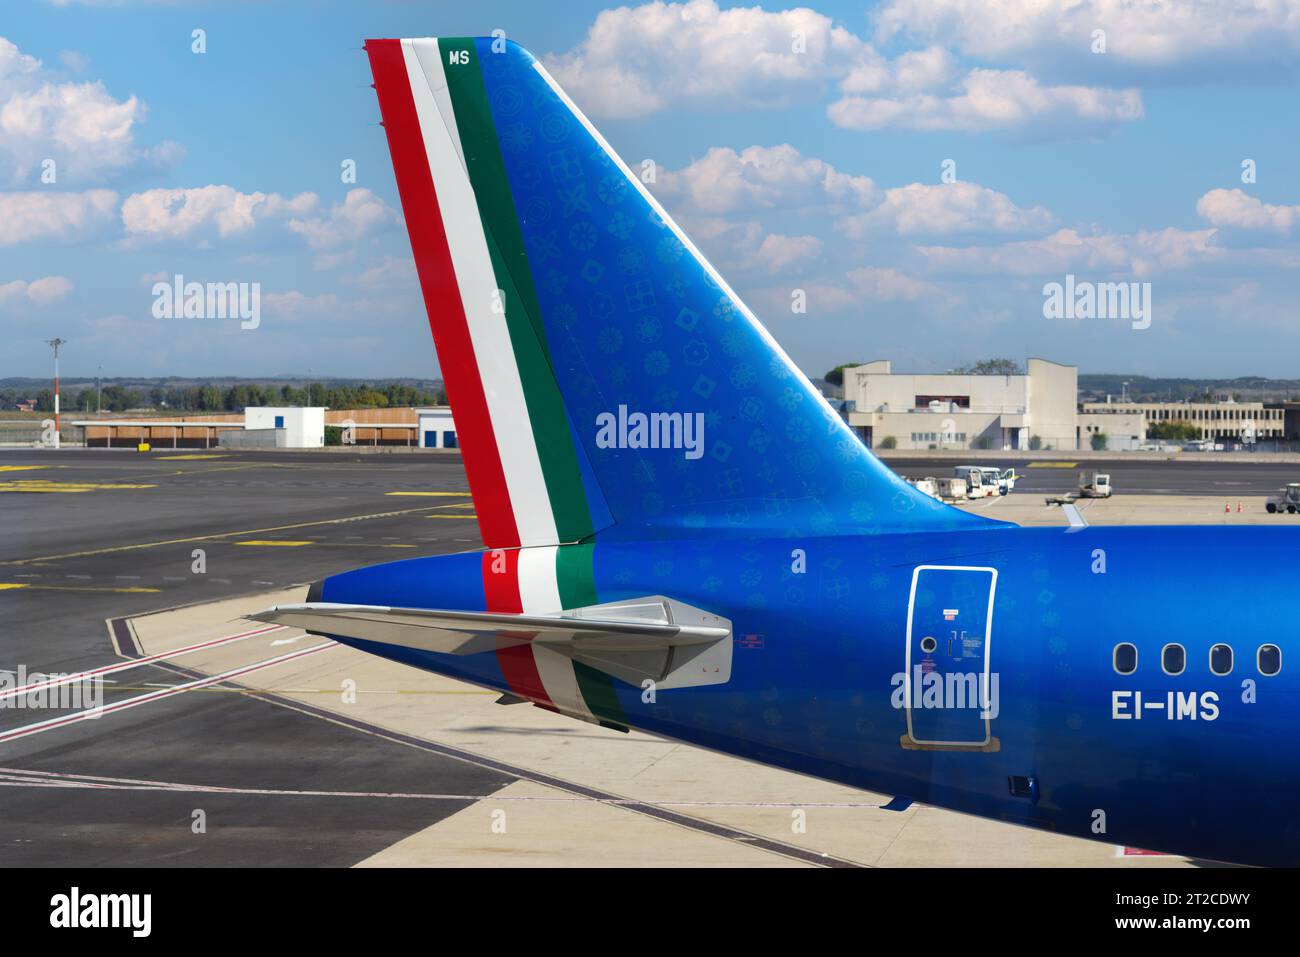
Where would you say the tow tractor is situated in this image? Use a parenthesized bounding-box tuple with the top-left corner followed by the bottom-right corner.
(1266, 483, 1300, 514)
(1079, 471, 1112, 498)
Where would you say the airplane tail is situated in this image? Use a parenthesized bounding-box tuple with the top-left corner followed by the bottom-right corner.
(366, 37, 1000, 547)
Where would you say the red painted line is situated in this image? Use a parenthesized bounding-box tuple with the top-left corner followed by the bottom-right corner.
(0, 642, 335, 744)
(0, 624, 285, 701)
(481, 549, 554, 708)
(366, 38, 520, 550)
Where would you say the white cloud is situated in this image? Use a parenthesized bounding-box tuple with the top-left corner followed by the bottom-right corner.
(0, 189, 117, 245)
(545, 0, 868, 118)
(352, 255, 417, 288)
(829, 68, 1142, 133)
(874, 0, 1300, 78)
(754, 233, 823, 271)
(547, 2, 1144, 134)
(750, 280, 857, 317)
(840, 44, 957, 95)
(0, 35, 181, 183)
(0, 275, 73, 306)
(1196, 188, 1299, 234)
(916, 226, 1222, 278)
(261, 290, 340, 317)
(838, 181, 1055, 238)
(120, 185, 319, 244)
(287, 188, 399, 249)
(845, 265, 930, 300)
(655, 144, 878, 215)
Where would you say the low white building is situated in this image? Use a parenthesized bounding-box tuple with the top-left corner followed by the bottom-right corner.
(416, 407, 458, 449)
(243, 407, 325, 448)
(844, 358, 1080, 451)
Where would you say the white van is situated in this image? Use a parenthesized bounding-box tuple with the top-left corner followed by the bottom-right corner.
(955, 465, 1016, 496)
(952, 465, 991, 499)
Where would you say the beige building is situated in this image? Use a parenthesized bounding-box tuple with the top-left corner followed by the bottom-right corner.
(1078, 410, 1147, 450)
(844, 358, 1083, 451)
(1080, 399, 1281, 444)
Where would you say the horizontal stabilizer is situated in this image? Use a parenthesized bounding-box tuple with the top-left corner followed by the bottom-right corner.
(250, 595, 732, 689)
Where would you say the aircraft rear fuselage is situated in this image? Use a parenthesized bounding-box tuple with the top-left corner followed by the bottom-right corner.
(314, 522, 1299, 867)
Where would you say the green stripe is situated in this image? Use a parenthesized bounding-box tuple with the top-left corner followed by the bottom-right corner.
(554, 542, 625, 726)
(573, 660, 627, 728)
(555, 542, 598, 609)
(437, 38, 594, 544)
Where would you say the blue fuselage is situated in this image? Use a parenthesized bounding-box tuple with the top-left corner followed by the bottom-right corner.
(318, 523, 1299, 866)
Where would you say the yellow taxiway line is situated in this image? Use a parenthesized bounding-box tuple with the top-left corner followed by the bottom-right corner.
(0, 503, 461, 566)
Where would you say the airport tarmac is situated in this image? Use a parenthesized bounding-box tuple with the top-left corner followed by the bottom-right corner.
(5, 446, 1287, 867)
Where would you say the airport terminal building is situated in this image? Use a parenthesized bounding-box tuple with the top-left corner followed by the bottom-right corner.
(1081, 399, 1283, 444)
(843, 358, 1145, 452)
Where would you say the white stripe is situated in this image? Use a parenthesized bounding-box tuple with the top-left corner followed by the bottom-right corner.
(533, 644, 593, 720)
(402, 39, 558, 547)
(0, 624, 285, 702)
(515, 545, 593, 719)
(410, 38, 467, 174)
(0, 643, 335, 744)
(516, 545, 561, 614)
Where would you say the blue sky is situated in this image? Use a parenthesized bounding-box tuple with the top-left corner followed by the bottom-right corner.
(3, 0, 1299, 380)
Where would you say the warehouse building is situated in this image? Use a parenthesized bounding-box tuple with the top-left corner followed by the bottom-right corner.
(75, 406, 457, 449)
(1081, 399, 1282, 444)
(843, 358, 1085, 451)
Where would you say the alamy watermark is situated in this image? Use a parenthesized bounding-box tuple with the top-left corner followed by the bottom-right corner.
(50, 887, 150, 937)
(891, 668, 1000, 719)
(0, 667, 103, 714)
(595, 405, 704, 460)
(1043, 273, 1151, 330)
(152, 274, 260, 330)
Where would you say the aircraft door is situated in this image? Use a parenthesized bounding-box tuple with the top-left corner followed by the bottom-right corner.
(902, 565, 999, 751)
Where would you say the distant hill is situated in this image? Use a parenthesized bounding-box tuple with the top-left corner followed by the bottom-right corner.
(1078, 374, 1300, 403)
(0, 375, 443, 392)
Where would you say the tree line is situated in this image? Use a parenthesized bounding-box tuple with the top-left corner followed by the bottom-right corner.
(6, 381, 447, 414)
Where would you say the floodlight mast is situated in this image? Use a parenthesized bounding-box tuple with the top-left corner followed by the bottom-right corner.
(45, 338, 67, 449)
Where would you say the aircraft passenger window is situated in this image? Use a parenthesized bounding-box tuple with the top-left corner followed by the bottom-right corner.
(1161, 643, 1185, 676)
(1210, 644, 1233, 676)
(1113, 643, 1137, 675)
(1258, 644, 1281, 676)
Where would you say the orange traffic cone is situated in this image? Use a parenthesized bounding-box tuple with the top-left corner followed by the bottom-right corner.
(1238, 501, 1243, 513)
(1224, 502, 1230, 513)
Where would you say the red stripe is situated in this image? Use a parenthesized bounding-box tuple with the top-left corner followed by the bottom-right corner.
(366, 39, 520, 549)
(481, 549, 554, 707)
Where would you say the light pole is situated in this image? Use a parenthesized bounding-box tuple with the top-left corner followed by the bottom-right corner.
(97, 364, 102, 416)
(45, 338, 67, 449)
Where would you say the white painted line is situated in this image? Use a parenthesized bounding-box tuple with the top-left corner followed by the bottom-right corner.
(0, 623, 288, 703)
(0, 641, 333, 744)
(0, 766, 891, 807)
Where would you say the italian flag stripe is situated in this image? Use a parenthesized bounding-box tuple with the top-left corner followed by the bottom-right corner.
(555, 542, 598, 609)
(481, 549, 554, 707)
(437, 38, 596, 545)
(552, 543, 627, 726)
(396, 39, 554, 546)
(573, 661, 628, 729)
(485, 543, 627, 728)
(366, 39, 520, 548)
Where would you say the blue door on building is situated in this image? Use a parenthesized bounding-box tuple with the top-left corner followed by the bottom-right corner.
(442, 431, 457, 448)
(424, 430, 437, 448)
(274, 415, 285, 428)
